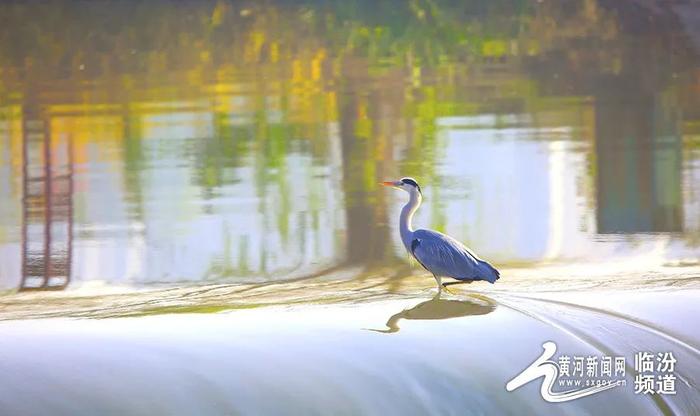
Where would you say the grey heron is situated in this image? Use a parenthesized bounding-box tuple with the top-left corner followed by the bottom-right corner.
(381, 177, 500, 295)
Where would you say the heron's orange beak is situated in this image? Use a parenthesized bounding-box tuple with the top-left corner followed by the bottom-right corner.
(380, 181, 394, 187)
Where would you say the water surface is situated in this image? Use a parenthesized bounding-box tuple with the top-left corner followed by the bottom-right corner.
(0, 0, 699, 289)
(0, 2, 699, 414)
(1, 289, 699, 415)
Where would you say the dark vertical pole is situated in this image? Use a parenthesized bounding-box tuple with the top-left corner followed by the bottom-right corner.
(42, 115, 51, 288)
(65, 132, 74, 288)
(337, 58, 392, 266)
(20, 109, 29, 290)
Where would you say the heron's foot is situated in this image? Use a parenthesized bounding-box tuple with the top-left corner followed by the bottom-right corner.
(441, 284, 457, 295)
(443, 280, 474, 287)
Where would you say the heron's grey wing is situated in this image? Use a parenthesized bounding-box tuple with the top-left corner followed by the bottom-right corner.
(411, 229, 500, 283)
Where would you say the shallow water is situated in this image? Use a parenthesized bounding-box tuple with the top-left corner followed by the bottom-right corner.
(0, 290, 698, 415)
(0, 266, 698, 414)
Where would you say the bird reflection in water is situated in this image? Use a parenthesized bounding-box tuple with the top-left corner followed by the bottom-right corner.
(369, 294, 496, 334)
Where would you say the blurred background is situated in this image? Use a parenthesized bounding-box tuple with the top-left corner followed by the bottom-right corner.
(1, 0, 699, 291)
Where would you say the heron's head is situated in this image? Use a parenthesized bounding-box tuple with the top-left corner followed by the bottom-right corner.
(380, 177, 422, 196)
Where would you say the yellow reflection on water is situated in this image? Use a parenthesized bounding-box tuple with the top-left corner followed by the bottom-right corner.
(0, 1, 699, 290)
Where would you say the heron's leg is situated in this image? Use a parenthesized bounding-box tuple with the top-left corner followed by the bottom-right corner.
(433, 274, 442, 296)
(433, 274, 456, 295)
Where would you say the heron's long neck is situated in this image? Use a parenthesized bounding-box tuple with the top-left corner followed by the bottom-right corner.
(400, 191, 421, 249)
